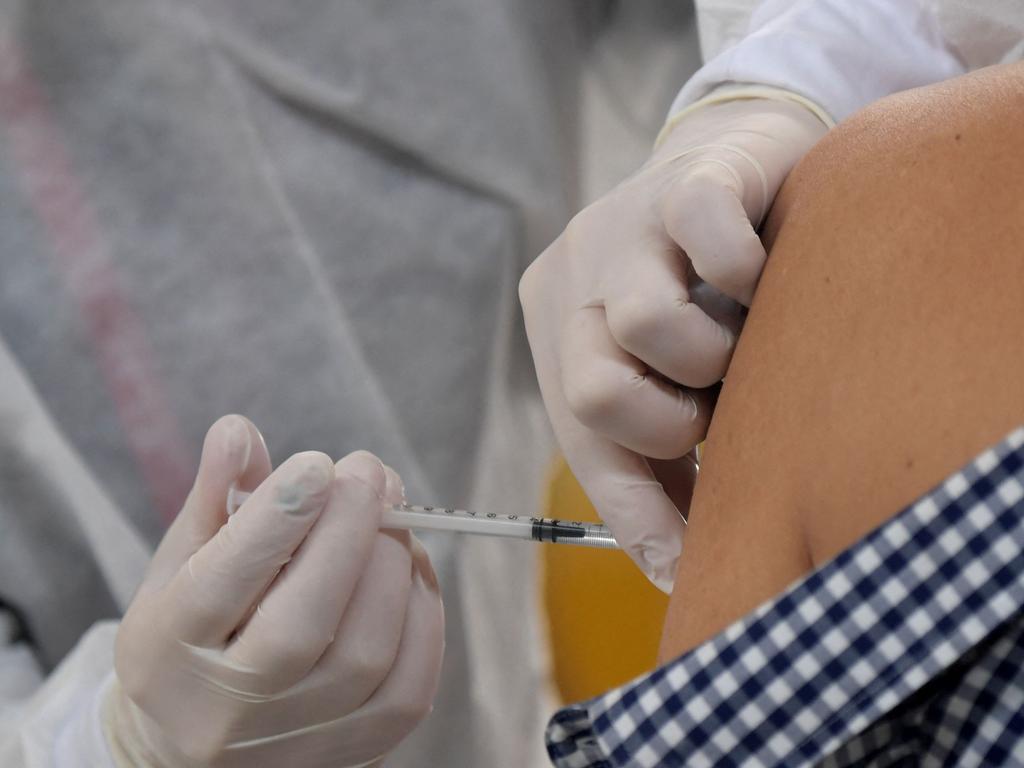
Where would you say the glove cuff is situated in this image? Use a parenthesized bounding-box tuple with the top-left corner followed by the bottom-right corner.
(101, 677, 194, 768)
(655, 84, 834, 149)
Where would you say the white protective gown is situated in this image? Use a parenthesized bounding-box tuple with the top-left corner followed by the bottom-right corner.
(0, 2, 582, 766)
(1, 1, 1022, 767)
(687, 0, 1024, 121)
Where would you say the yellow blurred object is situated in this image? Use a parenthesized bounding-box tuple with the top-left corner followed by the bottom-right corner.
(541, 457, 669, 704)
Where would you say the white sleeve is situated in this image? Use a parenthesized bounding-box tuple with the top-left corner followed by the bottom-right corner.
(933, 0, 1024, 69)
(693, 0, 762, 61)
(0, 621, 119, 768)
(0, 612, 45, 705)
(675, 0, 965, 123)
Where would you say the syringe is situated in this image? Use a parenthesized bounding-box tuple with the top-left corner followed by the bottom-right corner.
(227, 490, 619, 550)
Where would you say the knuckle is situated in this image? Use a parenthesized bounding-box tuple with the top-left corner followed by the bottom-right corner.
(334, 465, 385, 505)
(693, 257, 760, 306)
(560, 205, 603, 263)
(518, 258, 544, 311)
(563, 206, 591, 245)
(563, 365, 625, 427)
(688, 258, 727, 291)
(521, 202, 608, 316)
(520, 252, 544, 296)
(209, 521, 238, 558)
(258, 631, 320, 683)
(520, 225, 575, 310)
(666, 168, 725, 212)
(389, 694, 434, 735)
(607, 293, 680, 349)
(342, 642, 394, 690)
(686, 362, 728, 391)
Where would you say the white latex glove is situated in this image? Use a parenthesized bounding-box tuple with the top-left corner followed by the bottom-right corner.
(519, 94, 829, 591)
(103, 415, 444, 768)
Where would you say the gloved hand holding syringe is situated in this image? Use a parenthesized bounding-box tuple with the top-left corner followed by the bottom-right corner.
(227, 488, 621, 549)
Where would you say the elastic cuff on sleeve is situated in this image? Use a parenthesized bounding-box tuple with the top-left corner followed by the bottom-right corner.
(655, 84, 835, 148)
(51, 672, 119, 768)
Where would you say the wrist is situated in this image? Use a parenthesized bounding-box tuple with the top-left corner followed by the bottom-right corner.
(655, 84, 834, 150)
(101, 677, 194, 768)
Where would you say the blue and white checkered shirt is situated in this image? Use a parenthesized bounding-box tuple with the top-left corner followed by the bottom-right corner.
(546, 429, 1024, 767)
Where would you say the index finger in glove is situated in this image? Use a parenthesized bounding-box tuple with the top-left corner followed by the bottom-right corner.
(662, 164, 767, 306)
(575, 436, 688, 593)
(545, 389, 688, 592)
(166, 451, 336, 646)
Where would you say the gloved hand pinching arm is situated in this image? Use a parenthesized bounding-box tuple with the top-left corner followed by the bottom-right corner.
(519, 94, 828, 592)
(103, 415, 444, 768)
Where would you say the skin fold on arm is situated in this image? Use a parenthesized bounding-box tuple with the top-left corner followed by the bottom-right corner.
(660, 63, 1024, 662)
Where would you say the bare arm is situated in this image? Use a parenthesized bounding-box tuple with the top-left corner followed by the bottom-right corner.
(660, 63, 1024, 661)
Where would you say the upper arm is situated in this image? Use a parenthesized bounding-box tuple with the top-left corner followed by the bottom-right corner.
(660, 63, 1024, 662)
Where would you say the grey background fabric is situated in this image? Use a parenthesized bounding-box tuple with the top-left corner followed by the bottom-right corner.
(0, 1, 699, 765)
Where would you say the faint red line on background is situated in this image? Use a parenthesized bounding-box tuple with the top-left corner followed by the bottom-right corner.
(0, 33, 194, 526)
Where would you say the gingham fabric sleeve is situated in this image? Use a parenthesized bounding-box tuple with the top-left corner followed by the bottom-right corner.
(546, 428, 1024, 767)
